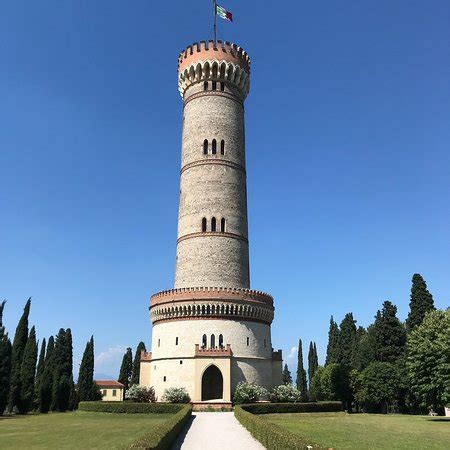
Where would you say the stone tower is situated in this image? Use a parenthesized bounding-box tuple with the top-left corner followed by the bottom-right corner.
(140, 41, 282, 404)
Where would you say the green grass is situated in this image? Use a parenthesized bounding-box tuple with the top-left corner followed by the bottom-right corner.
(263, 412, 450, 449)
(0, 411, 172, 449)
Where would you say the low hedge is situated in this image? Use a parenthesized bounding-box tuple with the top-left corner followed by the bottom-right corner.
(78, 401, 185, 414)
(235, 405, 325, 450)
(241, 401, 343, 415)
(128, 404, 192, 449)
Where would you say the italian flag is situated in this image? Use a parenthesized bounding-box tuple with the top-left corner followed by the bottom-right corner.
(216, 4, 233, 22)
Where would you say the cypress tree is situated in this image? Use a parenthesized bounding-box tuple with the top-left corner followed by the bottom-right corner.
(51, 328, 74, 411)
(325, 316, 340, 365)
(372, 301, 406, 363)
(18, 326, 38, 413)
(337, 313, 357, 366)
(131, 341, 146, 386)
(39, 336, 55, 413)
(8, 298, 31, 412)
(406, 274, 435, 332)
(0, 301, 12, 415)
(296, 339, 308, 400)
(68, 374, 77, 410)
(118, 347, 133, 391)
(78, 336, 95, 401)
(34, 338, 46, 409)
(282, 364, 292, 385)
(308, 341, 319, 383)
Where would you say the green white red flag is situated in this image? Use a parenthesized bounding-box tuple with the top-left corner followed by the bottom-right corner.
(216, 4, 233, 22)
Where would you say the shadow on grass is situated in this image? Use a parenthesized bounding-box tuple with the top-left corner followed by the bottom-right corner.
(428, 418, 450, 422)
(170, 415, 197, 450)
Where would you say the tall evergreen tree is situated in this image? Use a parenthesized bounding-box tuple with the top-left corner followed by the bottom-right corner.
(325, 316, 340, 365)
(8, 298, 31, 412)
(68, 374, 77, 410)
(39, 336, 55, 413)
(296, 339, 308, 400)
(352, 326, 376, 371)
(18, 326, 38, 413)
(131, 341, 146, 386)
(405, 274, 435, 332)
(51, 328, 73, 411)
(118, 347, 133, 391)
(78, 336, 95, 401)
(308, 341, 319, 383)
(337, 313, 357, 366)
(34, 338, 46, 410)
(372, 301, 406, 363)
(0, 301, 12, 415)
(282, 364, 292, 385)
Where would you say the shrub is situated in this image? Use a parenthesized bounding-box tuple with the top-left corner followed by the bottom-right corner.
(270, 385, 303, 403)
(240, 401, 343, 414)
(125, 385, 156, 403)
(129, 404, 192, 449)
(233, 381, 268, 404)
(78, 401, 183, 414)
(162, 387, 191, 404)
(235, 405, 325, 449)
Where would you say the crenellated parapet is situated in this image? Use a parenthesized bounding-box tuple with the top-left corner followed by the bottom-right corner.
(177, 40, 250, 99)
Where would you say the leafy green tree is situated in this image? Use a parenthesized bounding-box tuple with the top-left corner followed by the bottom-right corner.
(325, 316, 339, 365)
(131, 341, 146, 386)
(337, 313, 357, 366)
(0, 301, 12, 415)
(34, 338, 46, 409)
(355, 361, 402, 413)
(309, 366, 324, 401)
(39, 336, 55, 413)
(308, 341, 319, 383)
(8, 298, 31, 412)
(406, 309, 450, 412)
(78, 336, 95, 402)
(295, 339, 307, 400)
(118, 347, 133, 391)
(18, 326, 38, 413)
(352, 326, 376, 371)
(282, 364, 292, 385)
(405, 274, 435, 332)
(372, 301, 406, 363)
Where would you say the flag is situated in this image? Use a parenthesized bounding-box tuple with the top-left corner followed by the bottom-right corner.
(216, 4, 233, 22)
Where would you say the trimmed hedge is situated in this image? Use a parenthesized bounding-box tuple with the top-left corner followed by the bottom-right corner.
(235, 405, 325, 450)
(128, 404, 192, 449)
(241, 401, 343, 415)
(78, 401, 185, 414)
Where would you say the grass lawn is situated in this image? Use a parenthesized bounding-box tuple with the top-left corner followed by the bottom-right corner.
(263, 412, 450, 449)
(0, 411, 172, 449)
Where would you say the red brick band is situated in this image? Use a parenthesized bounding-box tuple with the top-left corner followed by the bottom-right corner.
(183, 90, 243, 107)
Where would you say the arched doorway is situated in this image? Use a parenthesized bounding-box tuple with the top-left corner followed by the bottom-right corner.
(201, 365, 223, 401)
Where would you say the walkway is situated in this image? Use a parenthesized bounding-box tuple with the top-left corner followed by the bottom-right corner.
(171, 411, 266, 450)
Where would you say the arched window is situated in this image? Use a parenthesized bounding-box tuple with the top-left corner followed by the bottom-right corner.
(211, 217, 216, 232)
(220, 139, 225, 155)
(204, 81, 208, 91)
(220, 218, 226, 233)
(203, 139, 208, 155)
(212, 139, 217, 154)
(202, 334, 207, 348)
(202, 217, 207, 232)
(211, 334, 215, 348)
(220, 82, 225, 92)
(219, 334, 223, 348)
(212, 81, 217, 90)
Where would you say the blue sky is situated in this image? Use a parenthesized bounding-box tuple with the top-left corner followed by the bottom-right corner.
(1, 1, 449, 378)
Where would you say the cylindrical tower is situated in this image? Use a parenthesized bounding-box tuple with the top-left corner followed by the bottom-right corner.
(175, 41, 251, 289)
(140, 41, 282, 404)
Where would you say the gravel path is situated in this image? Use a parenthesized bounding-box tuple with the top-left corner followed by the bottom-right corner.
(171, 412, 266, 450)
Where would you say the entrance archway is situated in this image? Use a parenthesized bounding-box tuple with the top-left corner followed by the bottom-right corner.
(201, 365, 223, 401)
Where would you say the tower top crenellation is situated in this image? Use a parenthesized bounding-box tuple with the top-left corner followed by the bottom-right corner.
(178, 40, 250, 74)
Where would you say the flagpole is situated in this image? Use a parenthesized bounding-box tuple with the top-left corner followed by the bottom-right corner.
(213, 0, 217, 42)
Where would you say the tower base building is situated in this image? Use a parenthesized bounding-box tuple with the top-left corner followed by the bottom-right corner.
(140, 41, 282, 403)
